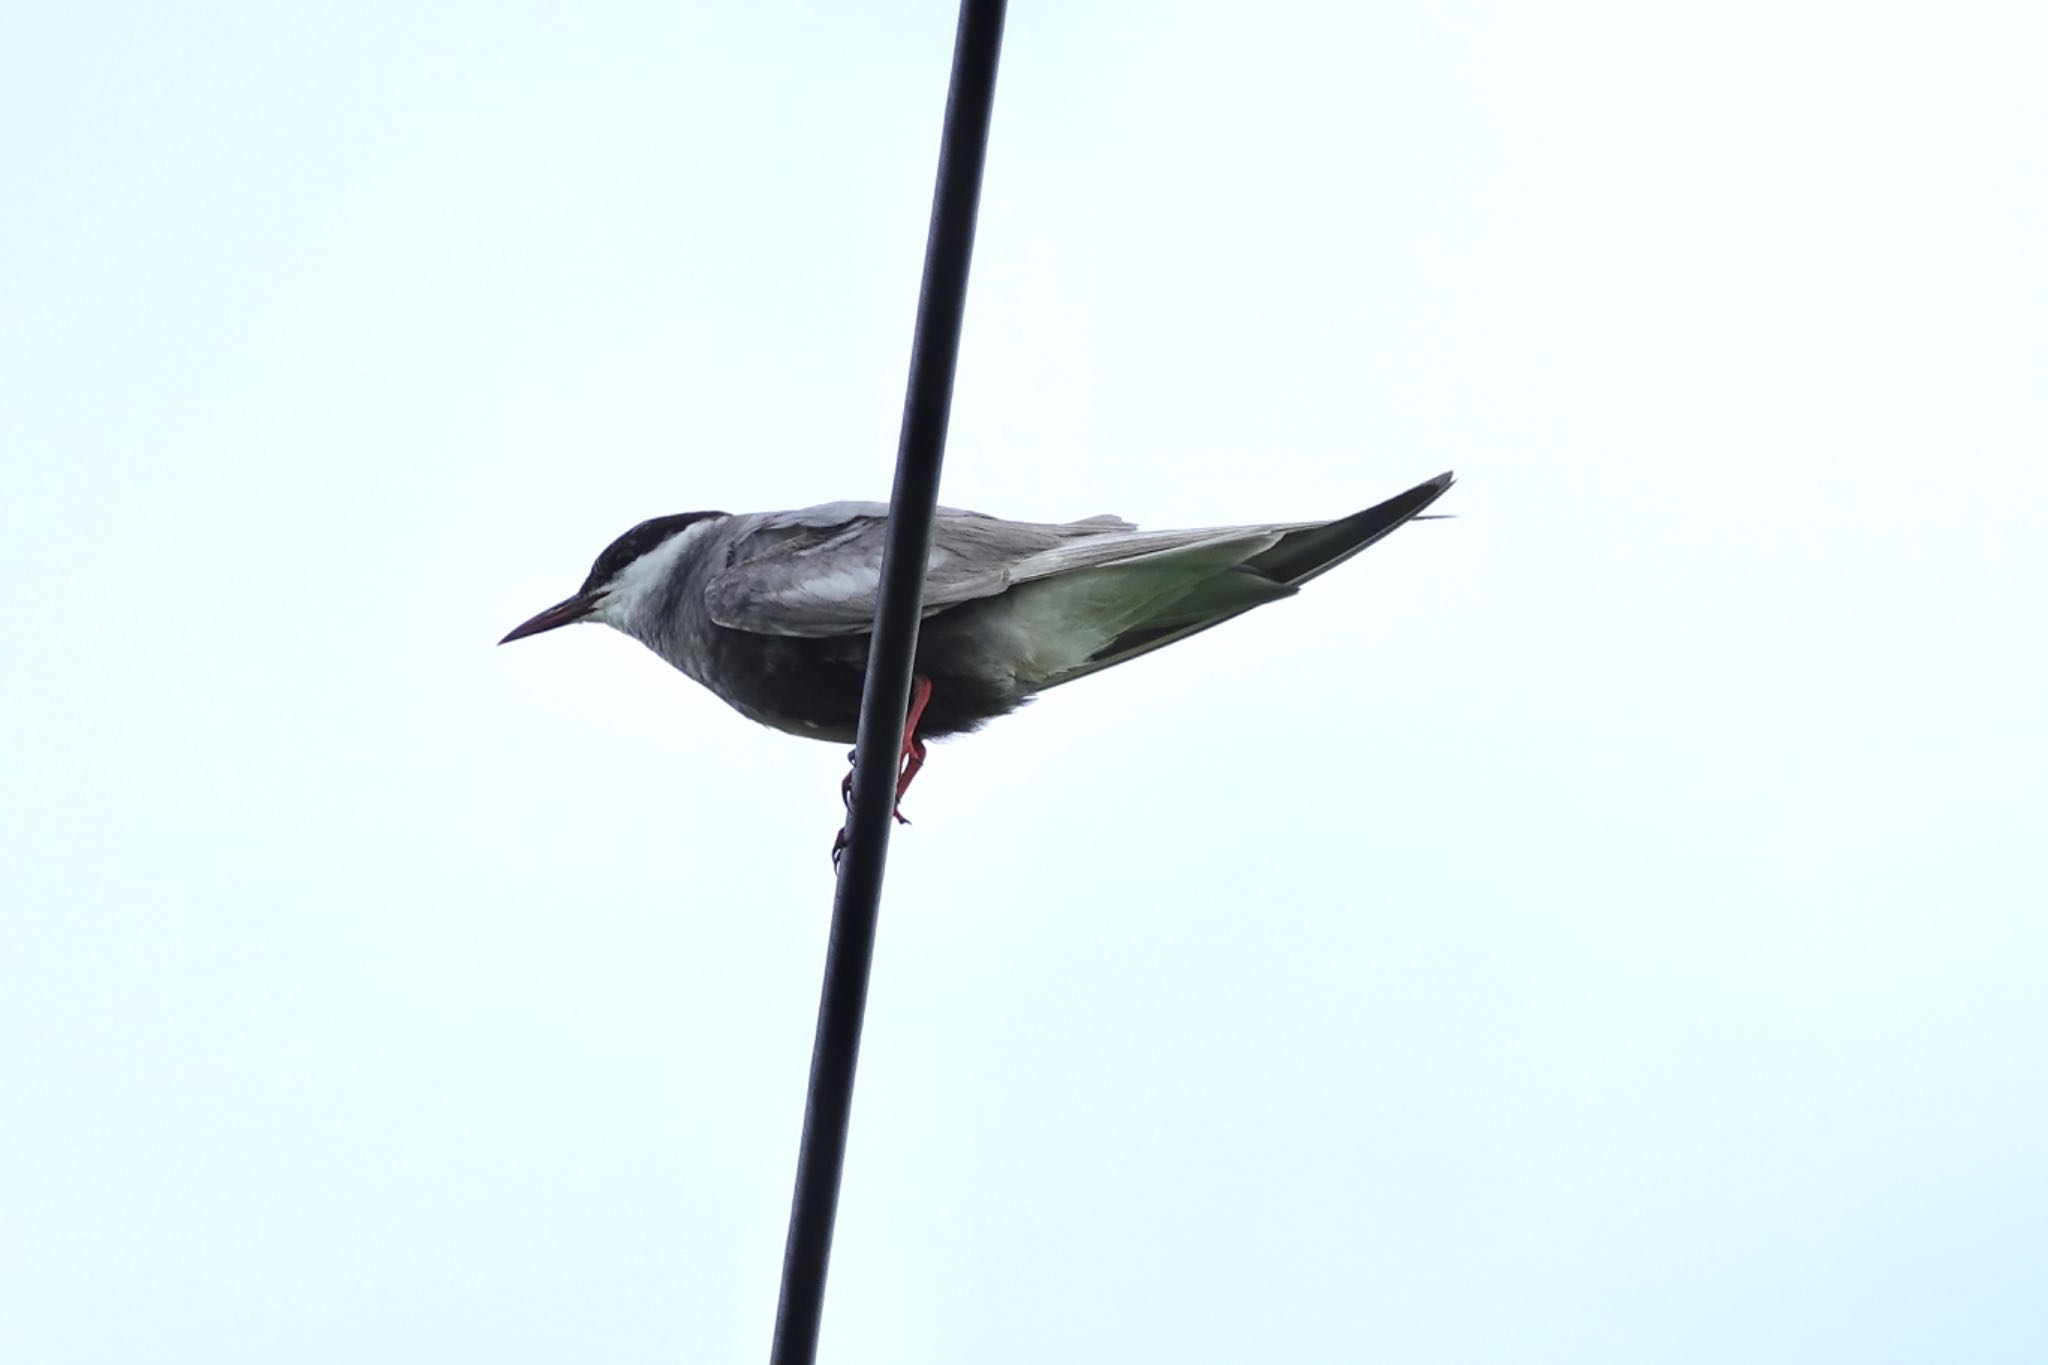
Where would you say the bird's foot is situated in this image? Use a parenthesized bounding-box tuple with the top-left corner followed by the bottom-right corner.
(830, 780, 908, 869)
(840, 761, 911, 823)
(829, 675, 935, 868)
(887, 737, 924, 825)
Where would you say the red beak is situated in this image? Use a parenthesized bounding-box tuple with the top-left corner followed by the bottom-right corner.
(499, 590, 604, 644)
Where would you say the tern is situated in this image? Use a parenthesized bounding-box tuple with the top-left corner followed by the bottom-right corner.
(502, 470, 1453, 835)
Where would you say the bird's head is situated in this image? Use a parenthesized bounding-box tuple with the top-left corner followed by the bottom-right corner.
(499, 511, 726, 644)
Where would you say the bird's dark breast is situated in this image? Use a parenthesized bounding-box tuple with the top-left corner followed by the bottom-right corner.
(702, 624, 1024, 745)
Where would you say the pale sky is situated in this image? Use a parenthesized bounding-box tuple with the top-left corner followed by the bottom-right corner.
(4, 3, 2044, 1362)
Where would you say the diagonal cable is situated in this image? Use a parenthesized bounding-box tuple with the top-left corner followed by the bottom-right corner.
(767, 3, 1009, 1361)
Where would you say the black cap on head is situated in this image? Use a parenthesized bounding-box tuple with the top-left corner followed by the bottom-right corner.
(579, 512, 725, 593)
(501, 510, 726, 646)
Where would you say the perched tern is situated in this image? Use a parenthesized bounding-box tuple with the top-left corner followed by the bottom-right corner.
(503, 470, 1453, 840)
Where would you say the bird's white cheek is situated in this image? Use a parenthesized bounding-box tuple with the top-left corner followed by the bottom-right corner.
(600, 519, 717, 628)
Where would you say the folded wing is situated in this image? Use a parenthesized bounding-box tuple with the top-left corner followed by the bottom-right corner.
(701, 472, 1453, 657)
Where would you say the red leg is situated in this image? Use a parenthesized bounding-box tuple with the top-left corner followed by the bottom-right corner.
(893, 676, 934, 821)
(832, 677, 936, 866)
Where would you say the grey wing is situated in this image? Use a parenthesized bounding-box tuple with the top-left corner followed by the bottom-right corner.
(704, 472, 1453, 676)
(702, 503, 1145, 638)
(699, 491, 1436, 642)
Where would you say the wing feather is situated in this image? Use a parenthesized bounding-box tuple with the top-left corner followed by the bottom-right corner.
(703, 505, 1150, 638)
(698, 472, 1451, 641)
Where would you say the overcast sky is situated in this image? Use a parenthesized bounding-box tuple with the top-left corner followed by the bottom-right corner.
(4, 2, 2044, 1362)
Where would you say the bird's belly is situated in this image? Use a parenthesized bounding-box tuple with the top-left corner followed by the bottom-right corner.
(699, 620, 1030, 744)
(703, 633, 867, 744)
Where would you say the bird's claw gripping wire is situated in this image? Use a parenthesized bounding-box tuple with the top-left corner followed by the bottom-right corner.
(830, 677, 934, 869)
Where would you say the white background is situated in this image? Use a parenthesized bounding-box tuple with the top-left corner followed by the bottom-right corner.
(5, 2, 2044, 1361)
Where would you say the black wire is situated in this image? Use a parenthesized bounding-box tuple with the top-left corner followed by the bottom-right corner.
(767, 3, 1008, 1362)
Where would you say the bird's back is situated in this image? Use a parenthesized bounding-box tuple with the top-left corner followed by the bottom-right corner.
(612, 473, 1453, 742)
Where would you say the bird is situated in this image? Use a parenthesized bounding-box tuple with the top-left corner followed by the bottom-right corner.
(501, 470, 1453, 841)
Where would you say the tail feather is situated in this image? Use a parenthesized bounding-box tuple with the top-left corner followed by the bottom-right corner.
(1244, 471, 1455, 586)
(1032, 471, 1453, 690)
